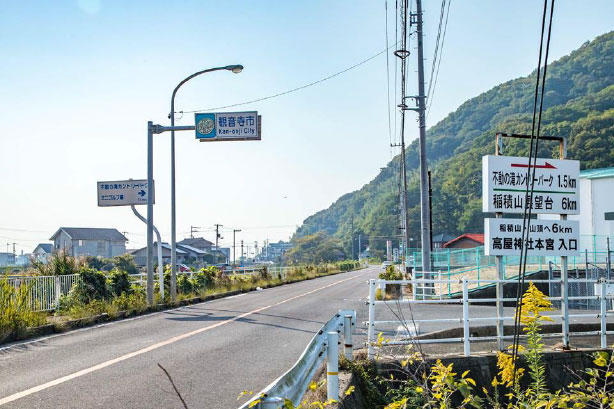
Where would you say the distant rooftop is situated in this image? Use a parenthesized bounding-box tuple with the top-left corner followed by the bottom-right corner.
(34, 243, 52, 253)
(50, 227, 127, 242)
(580, 167, 614, 180)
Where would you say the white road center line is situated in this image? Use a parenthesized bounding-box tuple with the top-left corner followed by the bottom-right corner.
(0, 270, 370, 406)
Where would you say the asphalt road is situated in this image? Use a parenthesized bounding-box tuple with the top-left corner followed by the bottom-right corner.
(0, 267, 379, 409)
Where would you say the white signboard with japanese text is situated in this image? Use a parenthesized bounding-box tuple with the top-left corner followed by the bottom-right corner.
(97, 179, 154, 207)
(484, 218, 580, 256)
(482, 155, 580, 214)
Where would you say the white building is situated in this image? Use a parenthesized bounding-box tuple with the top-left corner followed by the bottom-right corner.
(540, 167, 614, 251)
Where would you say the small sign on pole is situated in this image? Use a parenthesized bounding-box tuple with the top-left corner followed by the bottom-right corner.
(482, 155, 580, 214)
(484, 218, 580, 256)
(195, 111, 261, 141)
(97, 179, 154, 207)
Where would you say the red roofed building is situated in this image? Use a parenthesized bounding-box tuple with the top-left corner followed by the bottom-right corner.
(443, 233, 484, 249)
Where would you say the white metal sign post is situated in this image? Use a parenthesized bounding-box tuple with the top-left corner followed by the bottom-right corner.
(482, 155, 580, 214)
(484, 219, 580, 257)
(146, 112, 261, 305)
(483, 135, 577, 349)
(97, 179, 163, 303)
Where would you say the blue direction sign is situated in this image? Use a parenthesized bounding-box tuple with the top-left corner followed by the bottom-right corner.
(195, 111, 260, 141)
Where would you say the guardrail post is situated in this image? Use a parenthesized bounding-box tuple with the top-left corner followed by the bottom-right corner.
(462, 278, 470, 357)
(562, 257, 570, 348)
(343, 315, 353, 360)
(327, 331, 339, 402)
(54, 276, 61, 310)
(260, 396, 283, 409)
(368, 279, 376, 359)
(600, 279, 607, 349)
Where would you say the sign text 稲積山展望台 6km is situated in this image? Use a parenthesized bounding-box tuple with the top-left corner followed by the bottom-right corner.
(482, 155, 580, 215)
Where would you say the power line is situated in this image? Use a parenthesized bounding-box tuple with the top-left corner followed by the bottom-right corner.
(180, 44, 398, 114)
(426, 0, 452, 119)
(511, 0, 556, 388)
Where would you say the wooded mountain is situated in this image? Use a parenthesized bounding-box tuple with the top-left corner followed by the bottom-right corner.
(294, 31, 614, 256)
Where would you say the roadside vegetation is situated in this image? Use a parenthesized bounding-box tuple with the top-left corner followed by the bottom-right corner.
(0, 253, 362, 344)
(340, 282, 612, 409)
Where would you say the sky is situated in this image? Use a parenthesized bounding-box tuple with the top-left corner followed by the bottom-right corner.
(1, 0, 613, 255)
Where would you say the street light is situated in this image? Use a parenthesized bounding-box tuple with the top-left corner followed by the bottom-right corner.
(169, 64, 243, 301)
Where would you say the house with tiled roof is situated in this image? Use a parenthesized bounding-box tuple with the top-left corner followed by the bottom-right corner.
(50, 227, 127, 258)
(443, 233, 485, 249)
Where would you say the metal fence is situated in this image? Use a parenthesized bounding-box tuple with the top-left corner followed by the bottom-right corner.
(409, 234, 613, 297)
(367, 277, 612, 358)
(6, 274, 81, 312)
(238, 309, 356, 409)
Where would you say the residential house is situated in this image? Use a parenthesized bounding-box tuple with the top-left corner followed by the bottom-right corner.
(177, 237, 214, 252)
(0, 253, 15, 266)
(176, 243, 210, 265)
(432, 233, 456, 249)
(50, 227, 127, 258)
(443, 234, 485, 249)
(131, 242, 187, 267)
(258, 241, 293, 262)
(32, 243, 53, 263)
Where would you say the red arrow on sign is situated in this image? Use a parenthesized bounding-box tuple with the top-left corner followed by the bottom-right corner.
(511, 161, 557, 169)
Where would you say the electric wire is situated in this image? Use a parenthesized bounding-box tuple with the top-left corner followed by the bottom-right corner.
(426, 0, 451, 119)
(180, 44, 397, 114)
(425, 0, 447, 103)
(511, 0, 556, 388)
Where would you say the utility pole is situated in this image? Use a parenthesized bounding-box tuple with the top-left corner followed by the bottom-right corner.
(214, 224, 223, 262)
(358, 234, 362, 260)
(240, 240, 244, 264)
(395, 0, 411, 274)
(233, 229, 241, 266)
(428, 170, 433, 252)
(414, 0, 432, 273)
(190, 226, 201, 239)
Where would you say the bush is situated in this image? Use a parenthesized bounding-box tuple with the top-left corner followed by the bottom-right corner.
(112, 292, 147, 313)
(177, 274, 193, 294)
(32, 250, 81, 276)
(0, 279, 46, 341)
(379, 265, 403, 280)
(69, 268, 110, 304)
(108, 269, 131, 297)
(258, 266, 270, 281)
(113, 254, 139, 275)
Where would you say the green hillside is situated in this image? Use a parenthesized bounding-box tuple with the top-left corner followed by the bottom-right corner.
(294, 31, 614, 256)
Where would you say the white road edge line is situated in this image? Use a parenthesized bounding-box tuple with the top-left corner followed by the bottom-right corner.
(0, 270, 371, 406)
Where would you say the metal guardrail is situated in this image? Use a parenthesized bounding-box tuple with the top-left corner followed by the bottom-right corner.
(367, 277, 612, 358)
(238, 309, 356, 409)
(6, 274, 81, 311)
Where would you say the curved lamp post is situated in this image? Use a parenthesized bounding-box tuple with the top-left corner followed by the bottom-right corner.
(169, 64, 243, 301)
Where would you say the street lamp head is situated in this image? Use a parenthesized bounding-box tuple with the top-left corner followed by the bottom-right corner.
(225, 64, 244, 74)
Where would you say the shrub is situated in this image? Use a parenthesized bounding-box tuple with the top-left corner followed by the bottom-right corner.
(379, 265, 403, 280)
(69, 268, 110, 304)
(177, 274, 193, 294)
(112, 292, 147, 313)
(258, 266, 271, 281)
(32, 250, 80, 276)
(108, 269, 131, 297)
(0, 279, 46, 341)
(113, 254, 139, 275)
